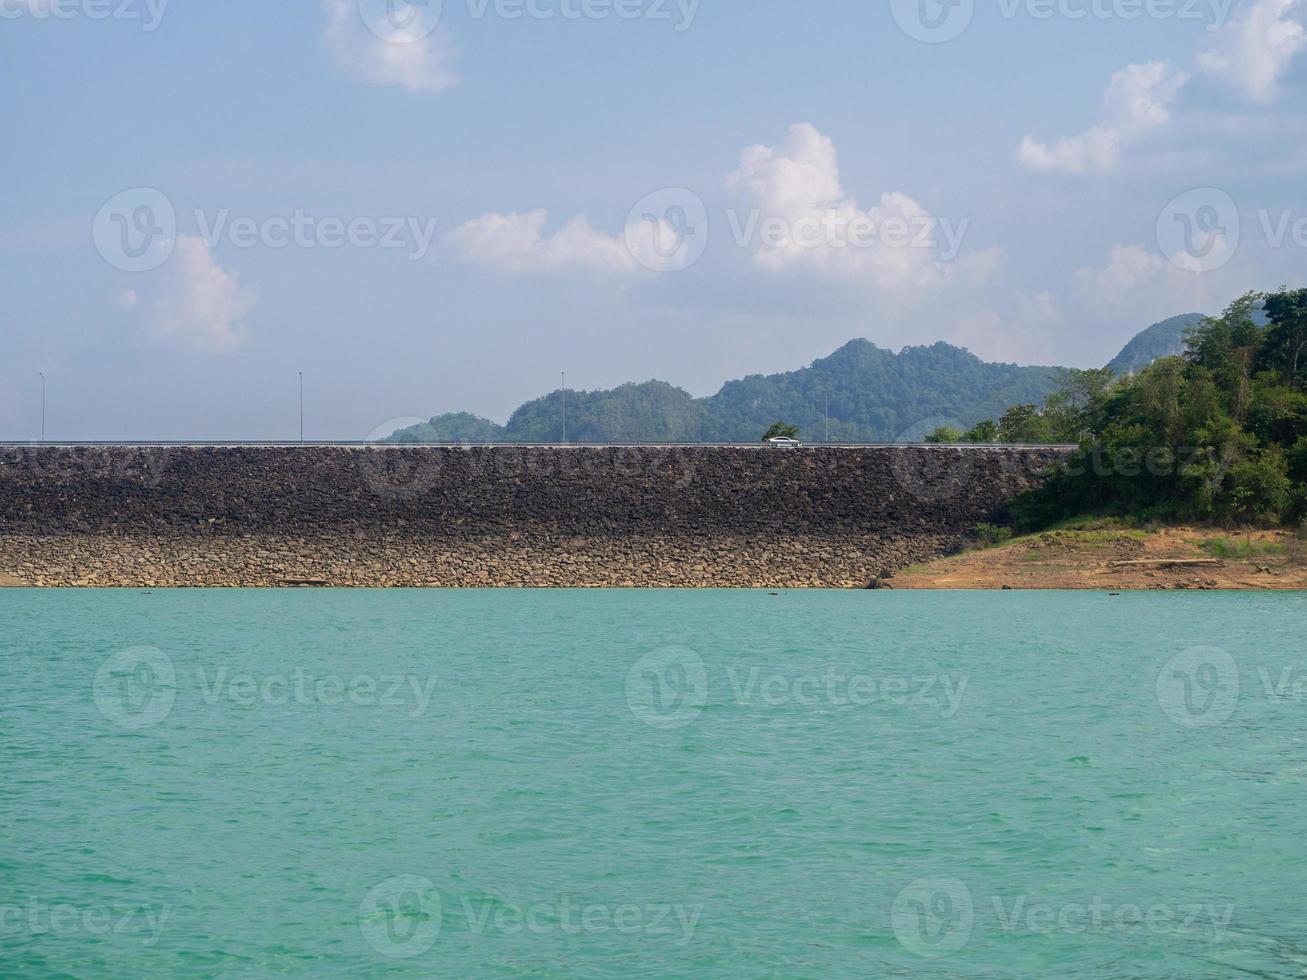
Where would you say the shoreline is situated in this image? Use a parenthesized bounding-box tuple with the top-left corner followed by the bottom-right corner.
(0, 531, 951, 589)
(2, 527, 1304, 590)
(895, 525, 1307, 591)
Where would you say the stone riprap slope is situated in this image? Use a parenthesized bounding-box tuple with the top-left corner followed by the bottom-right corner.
(0, 446, 1068, 587)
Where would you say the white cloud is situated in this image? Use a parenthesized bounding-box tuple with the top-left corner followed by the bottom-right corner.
(148, 236, 254, 354)
(724, 123, 1001, 294)
(1071, 243, 1239, 323)
(1198, 0, 1307, 102)
(322, 0, 458, 93)
(1019, 62, 1189, 175)
(948, 292, 1064, 365)
(448, 209, 641, 276)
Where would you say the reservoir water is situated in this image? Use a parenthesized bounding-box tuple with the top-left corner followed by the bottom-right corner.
(2, 589, 1305, 977)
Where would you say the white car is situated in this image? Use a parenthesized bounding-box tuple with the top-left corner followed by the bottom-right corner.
(766, 437, 802, 449)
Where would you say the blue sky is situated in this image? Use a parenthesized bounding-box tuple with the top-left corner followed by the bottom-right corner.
(3, 0, 1306, 438)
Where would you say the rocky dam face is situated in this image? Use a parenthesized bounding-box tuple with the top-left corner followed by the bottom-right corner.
(0, 446, 1071, 588)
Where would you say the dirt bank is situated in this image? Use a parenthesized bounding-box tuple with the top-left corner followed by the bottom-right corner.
(895, 526, 1307, 591)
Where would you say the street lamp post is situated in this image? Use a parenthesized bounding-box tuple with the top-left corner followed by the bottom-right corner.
(39, 372, 45, 443)
(298, 372, 304, 444)
(561, 371, 567, 444)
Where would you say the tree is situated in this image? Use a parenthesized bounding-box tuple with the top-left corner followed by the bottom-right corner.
(1009, 286, 1307, 530)
(964, 419, 999, 443)
(1042, 368, 1114, 442)
(925, 426, 964, 444)
(998, 404, 1049, 443)
(1262, 288, 1307, 385)
(761, 421, 800, 441)
(1225, 449, 1291, 526)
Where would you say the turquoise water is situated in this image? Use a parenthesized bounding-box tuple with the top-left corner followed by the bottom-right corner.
(3, 590, 1307, 977)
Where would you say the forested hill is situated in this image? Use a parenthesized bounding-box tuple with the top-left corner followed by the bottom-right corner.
(388, 340, 1063, 444)
(1106, 314, 1206, 375)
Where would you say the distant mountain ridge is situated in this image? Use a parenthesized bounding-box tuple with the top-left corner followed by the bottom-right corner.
(1106, 314, 1206, 375)
(389, 317, 1208, 444)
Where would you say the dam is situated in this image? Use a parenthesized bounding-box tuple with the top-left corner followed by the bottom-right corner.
(0, 445, 1072, 587)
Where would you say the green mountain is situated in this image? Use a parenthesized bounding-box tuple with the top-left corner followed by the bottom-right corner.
(388, 319, 1218, 444)
(388, 340, 1062, 443)
(1106, 314, 1206, 375)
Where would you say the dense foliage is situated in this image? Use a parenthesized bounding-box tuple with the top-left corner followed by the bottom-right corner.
(1012, 290, 1307, 528)
(761, 422, 801, 441)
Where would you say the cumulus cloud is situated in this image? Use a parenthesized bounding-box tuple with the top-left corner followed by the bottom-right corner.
(148, 236, 254, 353)
(724, 123, 1001, 293)
(1019, 62, 1189, 175)
(448, 209, 640, 276)
(1198, 0, 1307, 102)
(322, 0, 458, 93)
(1071, 243, 1241, 324)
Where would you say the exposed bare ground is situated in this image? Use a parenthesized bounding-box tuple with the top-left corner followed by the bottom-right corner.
(896, 525, 1307, 591)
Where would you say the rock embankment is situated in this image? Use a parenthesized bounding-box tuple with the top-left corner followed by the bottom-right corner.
(0, 446, 1068, 587)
